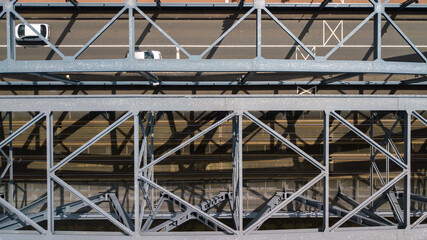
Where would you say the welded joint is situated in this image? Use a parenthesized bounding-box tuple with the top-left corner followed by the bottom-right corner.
(316, 57, 327, 62)
(375, 2, 385, 13)
(131, 110, 139, 116)
(324, 109, 333, 115)
(189, 55, 201, 61)
(3, 1, 14, 12)
(254, 0, 265, 9)
(62, 56, 76, 61)
(125, 0, 136, 8)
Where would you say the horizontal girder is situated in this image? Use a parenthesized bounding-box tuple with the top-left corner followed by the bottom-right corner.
(0, 59, 426, 75)
(0, 94, 425, 112)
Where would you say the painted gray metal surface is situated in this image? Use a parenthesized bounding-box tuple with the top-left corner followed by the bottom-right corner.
(0, 0, 426, 77)
(0, 227, 426, 240)
(1, 58, 426, 75)
(0, 95, 426, 112)
(0, 94, 426, 239)
(12, 2, 427, 9)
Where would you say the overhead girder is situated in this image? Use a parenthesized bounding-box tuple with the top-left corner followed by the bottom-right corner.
(0, 0, 426, 80)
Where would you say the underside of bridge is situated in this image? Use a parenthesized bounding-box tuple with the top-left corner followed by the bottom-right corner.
(0, 0, 426, 239)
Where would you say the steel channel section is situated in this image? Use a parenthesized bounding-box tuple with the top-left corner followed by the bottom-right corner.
(4, 80, 427, 87)
(7, 112, 13, 207)
(370, 113, 405, 226)
(5, 2, 15, 60)
(11, 2, 427, 9)
(46, 112, 54, 235)
(1, 59, 426, 75)
(238, 112, 243, 233)
(323, 111, 329, 231)
(1, 0, 427, 75)
(133, 112, 140, 236)
(404, 111, 411, 228)
(330, 111, 407, 170)
(0, 95, 427, 112)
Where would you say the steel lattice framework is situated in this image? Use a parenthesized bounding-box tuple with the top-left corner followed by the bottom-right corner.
(0, 0, 426, 78)
(0, 95, 425, 239)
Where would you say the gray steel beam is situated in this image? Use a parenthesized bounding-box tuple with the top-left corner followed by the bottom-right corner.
(336, 188, 395, 226)
(128, 3, 135, 60)
(133, 113, 140, 235)
(5, 79, 427, 86)
(46, 111, 54, 234)
(244, 173, 325, 233)
(1, 59, 425, 74)
(5, 2, 15, 60)
(370, 113, 405, 226)
(11, 2, 427, 9)
(323, 14, 387, 60)
(264, 7, 316, 60)
(0, 195, 47, 225)
(199, 7, 255, 58)
(107, 193, 134, 231)
(73, 7, 127, 59)
(140, 195, 165, 232)
(245, 192, 286, 231)
(231, 115, 239, 230)
(1, 227, 427, 240)
(51, 175, 134, 236)
(292, 194, 389, 226)
(256, 7, 261, 59)
(1, 95, 427, 112)
(404, 111, 411, 229)
(244, 111, 324, 171)
(413, 111, 427, 126)
(139, 112, 235, 173)
(330, 111, 407, 170)
(28, 73, 80, 85)
(237, 112, 243, 233)
(383, 13, 427, 63)
(134, 7, 191, 58)
(0, 193, 107, 230)
(323, 111, 330, 231)
(373, 1, 381, 60)
(138, 175, 237, 234)
(0, 112, 45, 149)
(148, 192, 231, 232)
(12, 10, 65, 59)
(51, 112, 133, 173)
(330, 171, 407, 231)
(0, 197, 46, 234)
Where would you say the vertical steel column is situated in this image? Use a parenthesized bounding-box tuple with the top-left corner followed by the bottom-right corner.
(370, 112, 374, 207)
(238, 112, 243, 233)
(5, 1, 16, 60)
(150, 112, 155, 208)
(404, 111, 411, 228)
(323, 111, 330, 232)
(128, 6, 135, 59)
(8, 112, 13, 206)
(138, 113, 149, 231)
(386, 142, 389, 183)
(231, 115, 239, 230)
(133, 112, 140, 235)
(374, 1, 381, 60)
(232, 112, 243, 233)
(46, 111, 54, 234)
(256, 8, 262, 58)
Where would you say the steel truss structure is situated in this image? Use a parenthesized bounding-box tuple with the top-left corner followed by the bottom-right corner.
(0, 0, 426, 78)
(0, 95, 425, 239)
